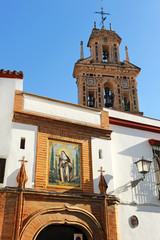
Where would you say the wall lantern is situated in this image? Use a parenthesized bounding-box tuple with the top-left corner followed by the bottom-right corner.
(131, 157, 152, 188)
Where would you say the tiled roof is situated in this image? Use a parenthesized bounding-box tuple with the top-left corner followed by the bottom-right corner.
(0, 69, 23, 79)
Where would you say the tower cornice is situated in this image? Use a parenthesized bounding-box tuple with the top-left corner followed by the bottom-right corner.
(73, 61, 140, 78)
(87, 28, 122, 47)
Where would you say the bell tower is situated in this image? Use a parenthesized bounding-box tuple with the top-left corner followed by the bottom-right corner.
(73, 15, 142, 114)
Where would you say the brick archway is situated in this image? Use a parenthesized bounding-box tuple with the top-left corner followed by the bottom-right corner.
(19, 204, 106, 240)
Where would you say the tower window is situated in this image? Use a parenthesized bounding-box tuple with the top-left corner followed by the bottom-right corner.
(104, 38, 107, 42)
(98, 87, 101, 93)
(115, 52, 117, 58)
(0, 159, 6, 183)
(83, 86, 85, 92)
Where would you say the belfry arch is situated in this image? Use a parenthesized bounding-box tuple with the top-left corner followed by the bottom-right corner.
(103, 81, 115, 108)
(19, 205, 106, 240)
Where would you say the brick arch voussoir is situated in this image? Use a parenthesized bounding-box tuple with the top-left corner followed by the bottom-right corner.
(19, 204, 106, 240)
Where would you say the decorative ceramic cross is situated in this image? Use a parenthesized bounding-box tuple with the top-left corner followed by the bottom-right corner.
(98, 167, 105, 174)
(19, 156, 28, 165)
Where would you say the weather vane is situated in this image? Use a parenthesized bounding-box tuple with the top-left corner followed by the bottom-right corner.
(95, 0, 111, 27)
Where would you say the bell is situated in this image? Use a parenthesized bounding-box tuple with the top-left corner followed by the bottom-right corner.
(103, 51, 108, 60)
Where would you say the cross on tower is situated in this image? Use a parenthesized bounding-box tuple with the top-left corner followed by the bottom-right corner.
(95, 0, 111, 27)
(98, 166, 105, 175)
(19, 156, 28, 165)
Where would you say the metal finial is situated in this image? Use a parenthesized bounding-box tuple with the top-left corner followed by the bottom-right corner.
(125, 46, 130, 62)
(94, 21, 97, 28)
(95, 0, 111, 27)
(110, 23, 112, 31)
(80, 41, 84, 60)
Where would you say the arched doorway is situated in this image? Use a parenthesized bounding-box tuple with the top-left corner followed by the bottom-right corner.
(20, 205, 106, 240)
(36, 224, 87, 240)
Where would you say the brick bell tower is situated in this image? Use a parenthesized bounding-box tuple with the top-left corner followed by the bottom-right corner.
(73, 21, 142, 114)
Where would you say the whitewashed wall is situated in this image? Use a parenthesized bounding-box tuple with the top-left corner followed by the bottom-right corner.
(91, 137, 114, 194)
(105, 107, 160, 240)
(93, 108, 160, 240)
(118, 204, 160, 240)
(0, 77, 23, 156)
(110, 124, 160, 240)
(23, 94, 101, 127)
(0, 77, 37, 189)
(2, 122, 37, 188)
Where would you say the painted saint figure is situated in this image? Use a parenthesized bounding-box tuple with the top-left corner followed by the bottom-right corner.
(58, 151, 73, 182)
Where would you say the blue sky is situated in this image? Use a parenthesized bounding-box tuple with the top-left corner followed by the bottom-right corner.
(0, 0, 160, 119)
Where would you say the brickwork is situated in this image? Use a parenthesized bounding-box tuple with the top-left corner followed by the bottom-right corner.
(0, 192, 18, 240)
(13, 90, 23, 112)
(107, 203, 120, 240)
(0, 190, 120, 240)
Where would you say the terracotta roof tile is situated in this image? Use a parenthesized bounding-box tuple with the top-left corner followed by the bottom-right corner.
(0, 69, 23, 79)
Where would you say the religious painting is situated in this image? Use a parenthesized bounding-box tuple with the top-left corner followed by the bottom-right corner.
(48, 140, 81, 188)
